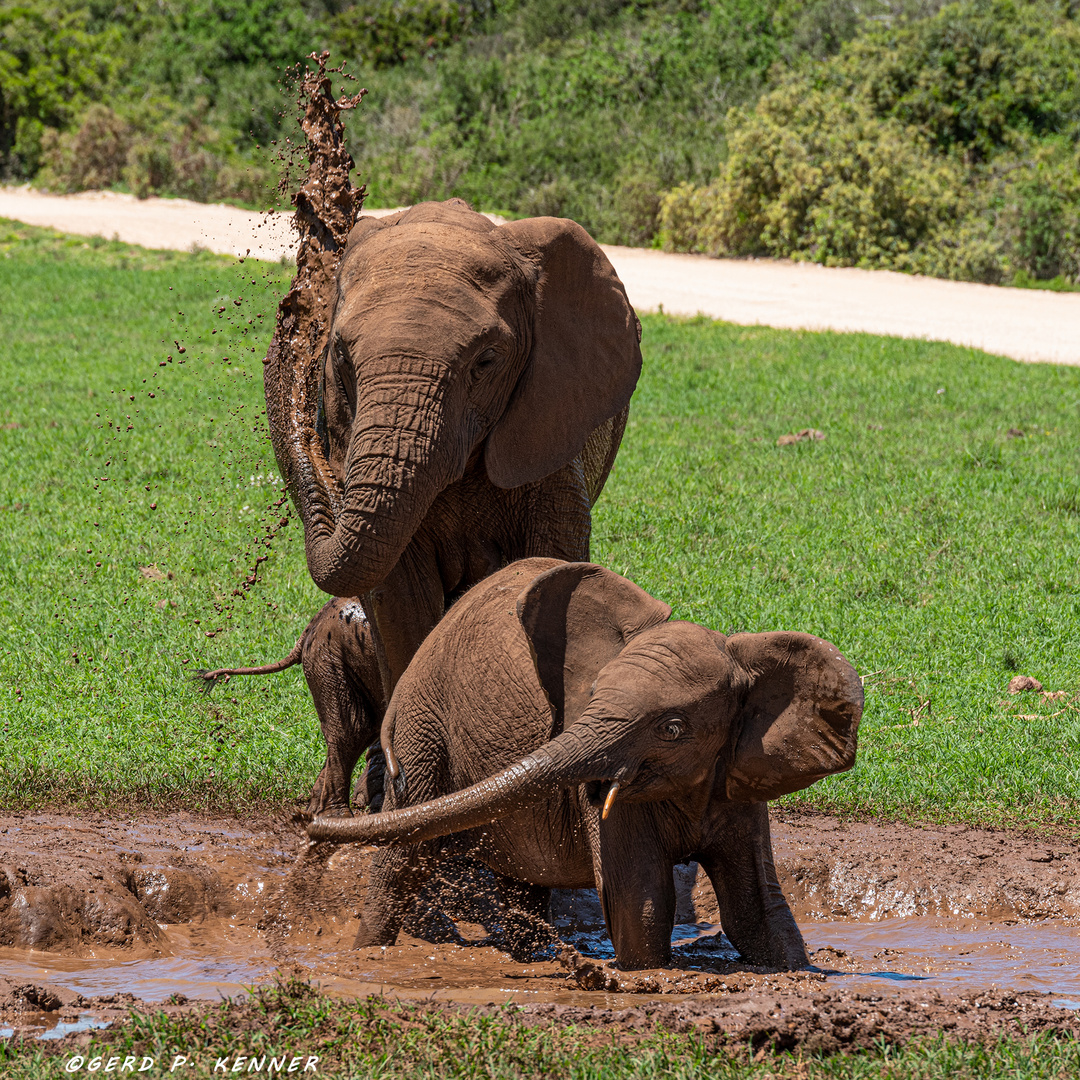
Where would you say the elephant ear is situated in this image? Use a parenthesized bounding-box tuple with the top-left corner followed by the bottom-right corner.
(485, 218, 642, 489)
(723, 633, 863, 801)
(516, 562, 671, 730)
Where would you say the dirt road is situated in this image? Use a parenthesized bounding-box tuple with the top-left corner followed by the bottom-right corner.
(4, 185, 1079, 366)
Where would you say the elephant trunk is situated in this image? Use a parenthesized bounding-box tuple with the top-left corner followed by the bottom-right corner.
(307, 725, 612, 845)
(298, 366, 461, 598)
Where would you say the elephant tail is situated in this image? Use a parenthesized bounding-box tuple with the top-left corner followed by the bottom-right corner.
(192, 634, 305, 690)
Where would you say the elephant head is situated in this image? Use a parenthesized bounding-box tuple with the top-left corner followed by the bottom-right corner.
(271, 199, 642, 599)
(308, 561, 863, 844)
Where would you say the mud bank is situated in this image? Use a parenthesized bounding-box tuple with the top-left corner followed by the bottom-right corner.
(1, 810, 1078, 1050)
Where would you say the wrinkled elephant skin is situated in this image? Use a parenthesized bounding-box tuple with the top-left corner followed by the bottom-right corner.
(309, 558, 863, 971)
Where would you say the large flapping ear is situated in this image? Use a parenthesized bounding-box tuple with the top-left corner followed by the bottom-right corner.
(724, 633, 863, 801)
(485, 218, 642, 489)
(516, 562, 671, 730)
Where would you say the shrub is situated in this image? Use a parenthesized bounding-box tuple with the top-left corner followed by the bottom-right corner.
(660, 0, 1080, 283)
(0, 1, 123, 177)
(659, 85, 980, 269)
(997, 144, 1080, 283)
(38, 102, 275, 206)
(329, 1, 480, 67)
(38, 105, 132, 192)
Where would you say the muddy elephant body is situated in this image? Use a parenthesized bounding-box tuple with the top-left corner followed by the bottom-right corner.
(252, 199, 641, 815)
(310, 558, 863, 971)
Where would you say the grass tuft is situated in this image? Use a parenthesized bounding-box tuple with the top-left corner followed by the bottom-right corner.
(3, 983, 1080, 1079)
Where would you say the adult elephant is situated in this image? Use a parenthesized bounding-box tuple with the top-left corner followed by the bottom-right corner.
(259, 198, 642, 817)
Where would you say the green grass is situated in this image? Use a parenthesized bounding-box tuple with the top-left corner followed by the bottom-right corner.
(595, 318, 1080, 830)
(0, 220, 326, 810)
(1, 221, 1079, 827)
(2, 983, 1079, 1079)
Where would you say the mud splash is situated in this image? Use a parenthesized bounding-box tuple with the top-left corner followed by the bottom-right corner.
(1, 809, 1079, 1035)
(262, 52, 364, 532)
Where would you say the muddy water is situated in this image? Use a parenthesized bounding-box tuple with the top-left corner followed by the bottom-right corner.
(2, 813, 1079, 1014)
(6, 915, 1079, 1008)
(802, 917, 1080, 1003)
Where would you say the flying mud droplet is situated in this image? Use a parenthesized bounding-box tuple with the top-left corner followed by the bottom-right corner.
(263, 51, 366, 526)
(190, 52, 365, 644)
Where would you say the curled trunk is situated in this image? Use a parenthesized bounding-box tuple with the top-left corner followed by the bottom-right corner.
(301, 369, 458, 597)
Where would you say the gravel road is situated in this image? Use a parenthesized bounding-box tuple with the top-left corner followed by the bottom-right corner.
(4, 185, 1079, 365)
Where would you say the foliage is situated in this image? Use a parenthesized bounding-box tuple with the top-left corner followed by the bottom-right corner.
(660, 0, 1080, 282)
(658, 84, 1005, 280)
(38, 102, 275, 205)
(4, 224, 1080, 828)
(0, 0, 123, 176)
(329, 0, 484, 68)
(3, 0, 1079, 276)
(351, 0, 785, 241)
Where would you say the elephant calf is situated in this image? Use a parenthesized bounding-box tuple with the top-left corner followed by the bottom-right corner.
(309, 558, 863, 971)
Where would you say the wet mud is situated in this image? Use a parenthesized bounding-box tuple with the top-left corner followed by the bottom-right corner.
(1, 809, 1079, 1049)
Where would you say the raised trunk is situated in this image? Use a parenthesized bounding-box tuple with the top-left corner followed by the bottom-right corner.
(263, 59, 363, 565)
(307, 726, 609, 845)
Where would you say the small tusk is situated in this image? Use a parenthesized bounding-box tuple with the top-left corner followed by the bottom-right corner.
(601, 781, 620, 820)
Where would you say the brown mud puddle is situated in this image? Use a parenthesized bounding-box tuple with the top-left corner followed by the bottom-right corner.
(2, 809, 1079, 1042)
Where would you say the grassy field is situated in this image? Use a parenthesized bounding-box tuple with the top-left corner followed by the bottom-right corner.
(1, 220, 1079, 828)
(2, 984, 1079, 1079)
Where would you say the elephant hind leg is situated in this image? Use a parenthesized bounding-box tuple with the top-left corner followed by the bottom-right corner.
(302, 598, 385, 819)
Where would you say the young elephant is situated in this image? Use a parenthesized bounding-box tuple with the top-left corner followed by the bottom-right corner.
(195, 597, 387, 813)
(308, 558, 863, 971)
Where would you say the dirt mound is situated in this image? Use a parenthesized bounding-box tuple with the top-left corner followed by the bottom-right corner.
(772, 811, 1080, 921)
(518, 987, 1080, 1054)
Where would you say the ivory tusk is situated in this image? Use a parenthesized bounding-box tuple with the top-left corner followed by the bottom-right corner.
(601, 781, 620, 820)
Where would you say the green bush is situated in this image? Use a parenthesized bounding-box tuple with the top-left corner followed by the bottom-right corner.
(38, 103, 275, 206)
(660, 0, 1080, 282)
(997, 143, 1080, 283)
(658, 83, 1005, 278)
(329, 1, 481, 67)
(0, 1, 122, 176)
(349, 0, 787, 239)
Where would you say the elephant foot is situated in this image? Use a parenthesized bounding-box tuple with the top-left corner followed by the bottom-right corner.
(303, 782, 355, 823)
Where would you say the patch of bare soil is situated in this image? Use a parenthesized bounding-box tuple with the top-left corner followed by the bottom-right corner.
(1, 809, 1079, 1051)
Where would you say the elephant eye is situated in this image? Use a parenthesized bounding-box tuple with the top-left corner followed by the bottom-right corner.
(472, 347, 500, 374)
(657, 717, 686, 741)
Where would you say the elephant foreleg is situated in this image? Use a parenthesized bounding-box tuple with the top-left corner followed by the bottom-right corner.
(592, 809, 676, 970)
(363, 537, 447, 701)
(353, 844, 436, 949)
(697, 802, 808, 970)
